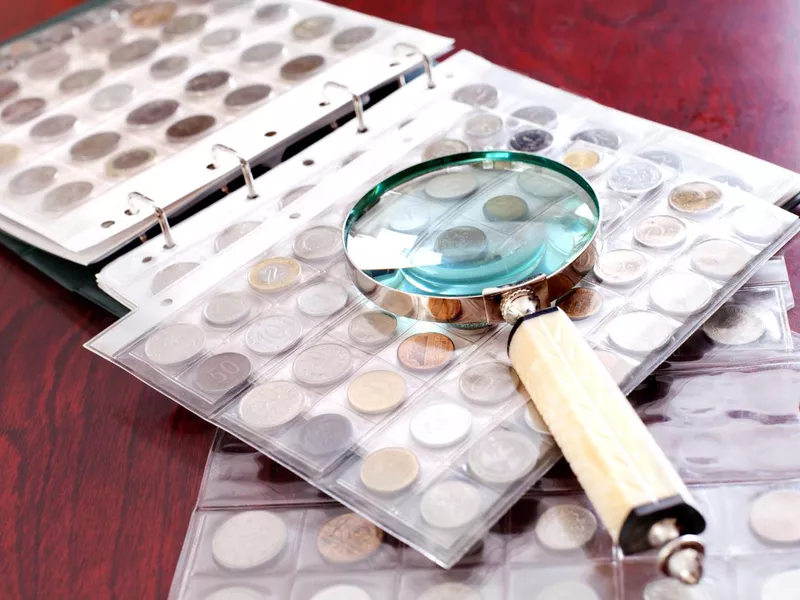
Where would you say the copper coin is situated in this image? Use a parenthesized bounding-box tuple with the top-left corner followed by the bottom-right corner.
(105, 146, 157, 177)
(165, 114, 216, 143)
(280, 54, 326, 81)
(427, 298, 462, 322)
(162, 12, 208, 40)
(108, 38, 160, 68)
(149, 55, 189, 80)
(185, 70, 231, 95)
(29, 114, 77, 141)
(42, 181, 94, 212)
(556, 288, 603, 320)
(397, 332, 455, 372)
(130, 1, 178, 27)
(58, 67, 105, 94)
(224, 84, 272, 109)
(0, 78, 21, 103)
(127, 99, 179, 127)
(2, 97, 46, 125)
(69, 131, 121, 162)
(317, 513, 383, 564)
(0, 143, 21, 168)
(668, 182, 723, 214)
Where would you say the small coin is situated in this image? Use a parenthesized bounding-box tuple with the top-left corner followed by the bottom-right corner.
(459, 362, 520, 404)
(348, 370, 405, 414)
(280, 185, 315, 207)
(109, 38, 160, 68)
(311, 585, 371, 600)
(348, 311, 397, 347)
(80, 23, 124, 51)
(760, 569, 800, 600)
(253, 2, 290, 23)
(452, 83, 499, 108)
(293, 225, 342, 261)
(410, 402, 471, 448)
(185, 70, 231, 95)
(162, 13, 208, 40)
(593, 249, 647, 286)
(512, 105, 558, 128)
(465, 113, 503, 139)
(360, 447, 419, 494)
(0, 144, 21, 168)
(280, 54, 326, 81)
(200, 27, 241, 51)
(668, 182, 723, 214)
(90, 83, 134, 111)
(205, 586, 264, 600)
(29, 114, 77, 141)
(571, 128, 621, 150)
(422, 138, 469, 161)
(732, 206, 784, 243)
(418, 583, 482, 600)
(562, 149, 601, 173)
(150, 261, 199, 294)
(213, 0, 252, 13)
(292, 15, 335, 40)
(293, 343, 353, 387)
(332, 25, 376, 52)
(426, 298, 462, 322)
(690, 238, 751, 280)
(397, 332, 455, 372)
(517, 169, 572, 199)
(195, 352, 252, 394)
(41, 181, 94, 212)
(749, 490, 800, 543)
(607, 311, 673, 354)
(434, 226, 488, 263)
(536, 582, 600, 600)
(299, 413, 353, 456)
(26, 50, 70, 79)
(248, 257, 302, 292)
(215, 221, 260, 252)
(524, 402, 550, 435)
(244, 315, 303, 355)
(165, 114, 216, 143)
(599, 195, 622, 224)
(1, 97, 46, 125)
(203, 293, 251, 327)
(420, 480, 482, 529)
(483, 194, 529, 221)
(240, 41, 284, 67)
(608, 160, 663, 195)
(634, 215, 687, 249)
(58, 68, 104, 94)
(130, 1, 178, 27)
(468, 430, 540, 484)
(211, 511, 287, 570)
(0, 78, 20, 103)
(149, 55, 189, 80)
(297, 281, 349, 317)
(127, 99, 180, 127)
(144, 323, 206, 366)
(712, 173, 753, 192)
(238, 381, 305, 429)
(317, 513, 383, 564)
(534, 504, 598, 550)
(424, 172, 478, 200)
(703, 304, 765, 346)
(638, 149, 683, 171)
(8, 165, 57, 195)
(105, 146, 157, 177)
(643, 578, 712, 600)
(556, 287, 603, 320)
(510, 128, 553, 153)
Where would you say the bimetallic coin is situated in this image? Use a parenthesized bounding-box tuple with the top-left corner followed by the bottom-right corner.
(253, 2, 290, 23)
(211, 511, 287, 570)
(643, 578, 711, 600)
(459, 362, 520, 404)
(424, 172, 478, 200)
(464, 113, 503, 139)
(8, 165, 57, 195)
(517, 170, 571, 199)
(571, 128, 621, 150)
(422, 138, 469, 161)
(215, 221, 260, 252)
(536, 582, 600, 600)
(690, 238, 751, 280)
(348, 311, 397, 347)
(760, 569, 800, 600)
(599, 195, 622, 225)
(240, 42, 284, 67)
(703, 304, 765, 346)
(0, 144, 21, 169)
(108, 38, 160, 68)
(299, 413, 353, 456)
(90, 83, 134, 112)
(280, 54, 326, 81)
(452, 83, 499, 108)
(1, 97, 46, 125)
(0, 78, 20, 103)
(712, 174, 752, 192)
(749, 490, 800, 543)
(534, 504, 598, 550)
(130, 1, 178, 27)
(105, 146, 157, 177)
(556, 287, 603, 320)
(185, 70, 231, 96)
(732, 206, 784, 243)
(360, 447, 419, 494)
(332, 26, 376, 52)
(280, 185, 315, 207)
(150, 261, 199, 294)
(638, 149, 683, 171)
(418, 583, 482, 600)
(195, 352, 251, 394)
(292, 15, 335, 40)
(633, 215, 687, 249)
(348, 370, 405, 414)
(26, 50, 70, 79)
(150, 55, 189, 80)
(143, 323, 205, 366)
(434, 226, 488, 263)
(80, 23, 124, 51)
(562, 149, 601, 173)
(511, 105, 558, 128)
(41, 181, 94, 212)
(29, 114, 77, 141)
(483, 195, 529, 221)
(200, 27, 242, 52)
(593, 249, 648, 286)
(410, 403, 471, 448)
(165, 114, 216, 143)
(292, 225, 342, 261)
(224, 83, 272, 110)
(203, 293, 251, 327)
(397, 332, 455, 372)
(127, 99, 180, 127)
(317, 513, 383, 564)
(162, 13, 208, 40)
(608, 311, 674, 354)
(509, 128, 553, 153)
(311, 585, 371, 600)
(296, 281, 349, 317)
(58, 68, 104, 94)
(248, 257, 302, 292)
(244, 315, 303, 355)
(293, 343, 353, 387)
(420, 480, 482, 529)
(468, 430, 540, 484)
(668, 182, 723, 214)
(238, 381, 305, 429)
(205, 587, 263, 600)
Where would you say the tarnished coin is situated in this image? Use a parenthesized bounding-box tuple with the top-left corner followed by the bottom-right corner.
(638, 149, 683, 171)
(509, 128, 553, 153)
(205, 586, 264, 600)
(26, 50, 70, 79)
(317, 513, 383, 564)
(150, 261, 199, 294)
(732, 206, 784, 243)
(452, 83, 499, 108)
(562, 149, 601, 173)
(292, 15, 335, 40)
(535, 504, 598, 550)
(293, 343, 353, 387)
(0, 78, 20, 103)
(599, 195, 622, 224)
(668, 182, 723, 214)
(238, 381, 305, 429)
(348, 370, 405, 414)
(105, 146, 157, 177)
(109, 38, 160, 68)
(434, 226, 487, 263)
(280, 185, 315, 207)
(468, 430, 540, 484)
(608, 160, 663, 195)
(332, 26, 376, 52)
(571, 128, 621, 150)
(130, 1, 178, 27)
(248, 256, 302, 292)
(213, 0, 252, 13)
(418, 583, 482, 600)
(712, 173, 752, 192)
(593, 249, 647, 286)
(422, 138, 469, 161)
(348, 311, 397, 347)
(211, 511, 287, 570)
(459, 362, 520, 404)
(524, 402, 550, 435)
(80, 23, 124, 51)
(244, 315, 303, 355)
(297, 281, 349, 317)
(465, 113, 503, 139)
(360, 447, 419, 494)
(517, 170, 571, 199)
(536, 582, 600, 600)
(410, 402, 471, 448)
(2, 97, 46, 125)
(149, 55, 189, 80)
(215, 221, 260, 252)
(58, 68, 104, 94)
(608, 311, 673, 354)
(483, 194, 528, 221)
(90, 83, 134, 112)
(760, 569, 800, 600)
(253, 2, 290, 23)
(127, 99, 180, 127)
(162, 13, 208, 40)
(643, 578, 712, 600)
(0, 144, 21, 169)
(556, 287, 603, 320)
(424, 172, 478, 200)
(293, 225, 343, 261)
(195, 352, 251, 394)
(185, 70, 231, 96)
(280, 54, 326, 81)
(144, 323, 206, 366)
(200, 27, 241, 52)
(224, 84, 273, 110)
(29, 114, 77, 141)
(240, 41, 284, 67)
(8, 165, 57, 195)
(634, 215, 686, 249)
(749, 490, 800, 543)
(311, 585, 371, 600)
(299, 413, 353, 456)
(703, 304, 765, 346)
(690, 238, 751, 280)
(420, 480, 482, 529)
(203, 293, 251, 327)
(42, 181, 94, 212)
(165, 114, 216, 143)
(397, 332, 455, 372)
(512, 105, 558, 128)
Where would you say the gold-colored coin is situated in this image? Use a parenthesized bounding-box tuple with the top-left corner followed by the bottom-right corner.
(0, 143, 21, 168)
(360, 447, 419, 495)
(426, 297, 462, 322)
(129, 1, 178, 27)
(247, 257, 302, 292)
(668, 181, 723, 214)
(556, 287, 603, 320)
(561, 149, 601, 172)
(347, 370, 406, 414)
(317, 513, 383, 564)
(482, 194, 529, 221)
(397, 332, 455, 372)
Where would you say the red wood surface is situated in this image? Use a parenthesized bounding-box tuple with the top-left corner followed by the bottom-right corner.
(2, 1, 800, 598)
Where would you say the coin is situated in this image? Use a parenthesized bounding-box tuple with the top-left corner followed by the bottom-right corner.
(105, 146, 157, 177)
(434, 226, 487, 263)
(690, 238, 751, 280)
(382, 291, 415, 317)
(217, 83, 268, 112)
(248, 257, 302, 292)
(186, 70, 231, 96)
(420, 480, 482, 529)
(205, 586, 264, 600)
(452, 83, 499, 108)
(244, 315, 303, 355)
(348, 370, 405, 414)
(483, 195, 529, 221)
(397, 332, 455, 372)
(571, 128, 621, 150)
(211, 511, 287, 570)
(8, 166, 57, 195)
(2, 97, 46, 125)
(749, 490, 800, 543)
(410, 402, 471, 448)
(195, 352, 252, 394)
(297, 281, 349, 317)
(162, 13, 208, 40)
(0, 78, 19, 103)
(760, 569, 800, 600)
(150, 261, 199, 294)
(293, 343, 353, 387)
(593, 249, 647, 286)
(127, 99, 180, 128)
(418, 583, 481, 600)
(732, 206, 784, 243)
(165, 114, 216, 143)
(608, 160, 663, 194)
(149, 55, 189, 80)
(517, 170, 571, 199)
(80, 23, 124, 51)
(143, 323, 206, 366)
(253, 2, 290, 23)
(109, 38, 160, 68)
(311, 585, 371, 600)
(510, 129, 553, 153)
(213, 0, 252, 13)
(317, 513, 383, 564)
(58, 68, 104, 94)
(299, 413, 353, 456)
(638, 149, 683, 171)
(130, 1, 178, 27)
(424, 172, 478, 200)
(90, 83, 134, 111)
(422, 138, 469, 161)
(512, 105, 558, 128)
(332, 26, 376, 52)
(292, 15, 335, 40)
(599, 195, 622, 224)
(26, 50, 70, 79)
(702, 304, 765, 346)
(281, 185, 315, 207)
(348, 311, 397, 347)
(468, 430, 540, 484)
(67, 133, 115, 166)
(240, 41, 284, 67)
(238, 381, 305, 429)
(426, 298, 462, 322)
(280, 54, 326, 81)
(523, 402, 550, 435)
(535, 504, 597, 550)
(360, 447, 419, 494)
(203, 293, 251, 327)
(293, 225, 342, 261)
(643, 577, 712, 600)
(556, 287, 603, 320)
(536, 582, 600, 600)
(200, 27, 241, 52)
(668, 182, 723, 214)
(459, 362, 520, 404)
(633, 215, 686, 249)
(42, 181, 94, 212)
(215, 221, 260, 252)
(465, 113, 503, 139)
(562, 149, 601, 173)
(712, 174, 752, 192)
(608, 311, 673, 354)
(29, 114, 77, 141)
(0, 144, 21, 169)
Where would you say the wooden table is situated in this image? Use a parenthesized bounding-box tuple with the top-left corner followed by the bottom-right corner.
(2, 1, 799, 598)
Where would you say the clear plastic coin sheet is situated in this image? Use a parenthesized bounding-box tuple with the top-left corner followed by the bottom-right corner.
(744, 255, 794, 310)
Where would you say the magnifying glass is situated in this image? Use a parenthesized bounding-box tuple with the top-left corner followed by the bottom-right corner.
(343, 151, 706, 583)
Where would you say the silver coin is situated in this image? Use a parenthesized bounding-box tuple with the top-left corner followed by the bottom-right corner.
(127, 99, 180, 127)
(8, 166, 57, 195)
(109, 38, 160, 68)
(299, 413, 353, 456)
(280, 185, 314, 207)
(424, 172, 478, 200)
(90, 83, 134, 112)
(420, 480, 482, 529)
(69, 131, 122, 162)
(452, 83, 499, 108)
(200, 27, 241, 52)
(162, 12, 208, 40)
(238, 381, 305, 429)
(292, 15, 335, 40)
(224, 84, 272, 109)
(203, 293, 251, 327)
(690, 238, 752, 280)
(418, 583, 482, 600)
(58, 68, 104, 94)
(205, 587, 264, 600)
(410, 403, 472, 449)
(732, 206, 784, 243)
(434, 226, 487, 263)
(80, 23, 124, 51)
(523, 403, 550, 435)
(150, 261, 199, 294)
(106, 146, 158, 177)
(760, 569, 800, 600)
(422, 138, 469, 161)
(41, 181, 94, 212)
(468, 430, 540, 484)
(296, 281, 349, 317)
(185, 70, 231, 96)
(0, 78, 20, 103)
(703, 304, 765, 346)
(253, 2, 290, 23)
(332, 25, 376, 52)
(386, 200, 433, 233)
(593, 249, 648, 286)
(293, 225, 342, 261)
(293, 343, 352, 387)
(643, 578, 711, 600)
(165, 114, 216, 143)
(29, 114, 77, 141)
(244, 315, 303, 355)
(347, 311, 397, 346)
(711, 174, 753, 192)
(26, 50, 70, 79)
(311, 586, 370, 600)
(149, 55, 189, 80)
(509, 128, 553, 153)
(213, 0, 252, 13)
(638, 149, 683, 172)
(511, 105, 558, 128)
(459, 362, 520, 404)
(195, 352, 252, 394)
(607, 311, 674, 354)
(144, 323, 206, 366)
(650, 272, 713, 317)
(280, 54, 326, 81)
(608, 160, 663, 194)
(517, 170, 572, 199)
(1, 97, 47, 125)
(536, 582, 600, 600)
(633, 215, 686, 249)
(240, 42, 284, 67)
(211, 511, 287, 570)
(534, 504, 598, 550)
(464, 113, 503, 139)
(215, 221, 260, 252)
(571, 128, 621, 150)
(599, 195, 622, 225)
(750, 490, 800, 543)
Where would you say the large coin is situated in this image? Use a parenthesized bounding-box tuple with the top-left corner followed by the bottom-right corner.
(253, 3, 290, 23)
(649, 272, 713, 317)
(58, 68, 104, 94)
(483, 194, 528, 221)
(468, 430, 540, 484)
(69, 131, 121, 161)
(702, 304, 765, 346)
(422, 138, 469, 161)
(203, 293, 251, 327)
(643, 577, 711, 600)
(8, 165, 57, 195)
(280, 54, 326, 81)
(214, 221, 260, 252)
(240, 41, 284, 67)
(459, 362, 520, 404)
(556, 287, 603, 320)
(571, 128, 621, 150)
(26, 50, 70, 79)
(332, 26, 376, 52)
(593, 249, 648, 286)
(424, 172, 478, 200)
(211, 511, 287, 570)
(348, 370, 405, 414)
(668, 182, 723, 214)
(749, 490, 800, 543)
(732, 206, 784, 243)
(200, 27, 241, 52)
(292, 15, 335, 40)
(434, 226, 488, 263)
(162, 12, 208, 40)
(317, 512, 383, 564)
(42, 181, 94, 212)
(465, 113, 503, 139)
(634, 215, 686, 249)
(105, 146, 157, 177)
(299, 413, 353, 456)
(293, 343, 352, 387)
(311, 585, 371, 600)
(244, 315, 303, 355)
(150, 261, 199, 294)
(165, 114, 216, 143)
(80, 23, 124, 51)
(420, 480, 482, 529)
(512, 105, 557, 128)
(410, 402, 471, 448)
(536, 582, 600, 600)
(108, 38, 160, 68)
(29, 114, 77, 141)
(293, 225, 342, 261)
(149, 55, 189, 80)
(238, 381, 305, 429)
(127, 99, 180, 127)
(247, 257, 302, 292)
(418, 583, 482, 600)
(509, 128, 553, 153)
(130, 1, 177, 27)
(452, 83, 499, 108)
(90, 83, 134, 112)
(195, 352, 252, 395)
(2, 97, 46, 125)
(143, 322, 205, 367)
(296, 281, 349, 317)
(638, 149, 683, 171)
(360, 447, 419, 494)
(607, 311, 673, 354)
(185, 70, 231, 95)
(760, 569, 800, 600)
(534, 504, 598, 550)
(689, 238, 751, 280)
(607, 160, 663, 194)
(562, 149, 601, 173)
(348, 311, 397, 347)
(397, 332, 455, 372)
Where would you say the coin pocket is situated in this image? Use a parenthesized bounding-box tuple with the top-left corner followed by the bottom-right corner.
(398, 565, 506, 597)
(620, 556, 732, 600)
(721, 482, 800, 555)
(326, 304, 416, 353)
(508, 562, 617, 600)
(554, 283, 625, 334)
(557, 139, 619, 181)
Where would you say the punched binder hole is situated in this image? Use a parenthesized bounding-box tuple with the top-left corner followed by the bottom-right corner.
(319, 101, 330, 107)
(142, 256, 153, 263)
(264, 131, 277, 137)
(290, 213, 300, 219)
(206, 163, 216, 170)
(101, 220, 114, 228)
(160, 299, 173, 307)
(124, 208, 139, 216)
(389, 61, 400, 67)
(302, 159, 314, 166)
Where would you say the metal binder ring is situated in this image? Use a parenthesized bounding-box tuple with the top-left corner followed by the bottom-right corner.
(322, 82, 367, 133)
(127, 192, 176, 249)
(393, 43, 435, 89)
(212, 143, 257, 199)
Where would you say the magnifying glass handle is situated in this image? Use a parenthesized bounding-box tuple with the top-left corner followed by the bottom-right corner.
(508, 307, 707, 583)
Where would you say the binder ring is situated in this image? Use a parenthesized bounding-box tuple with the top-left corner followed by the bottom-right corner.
(322, 82, 367, 133)
(127, 191, 176, 249)
(393, 43, 435, 89)
(212, 143, 258, 199)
